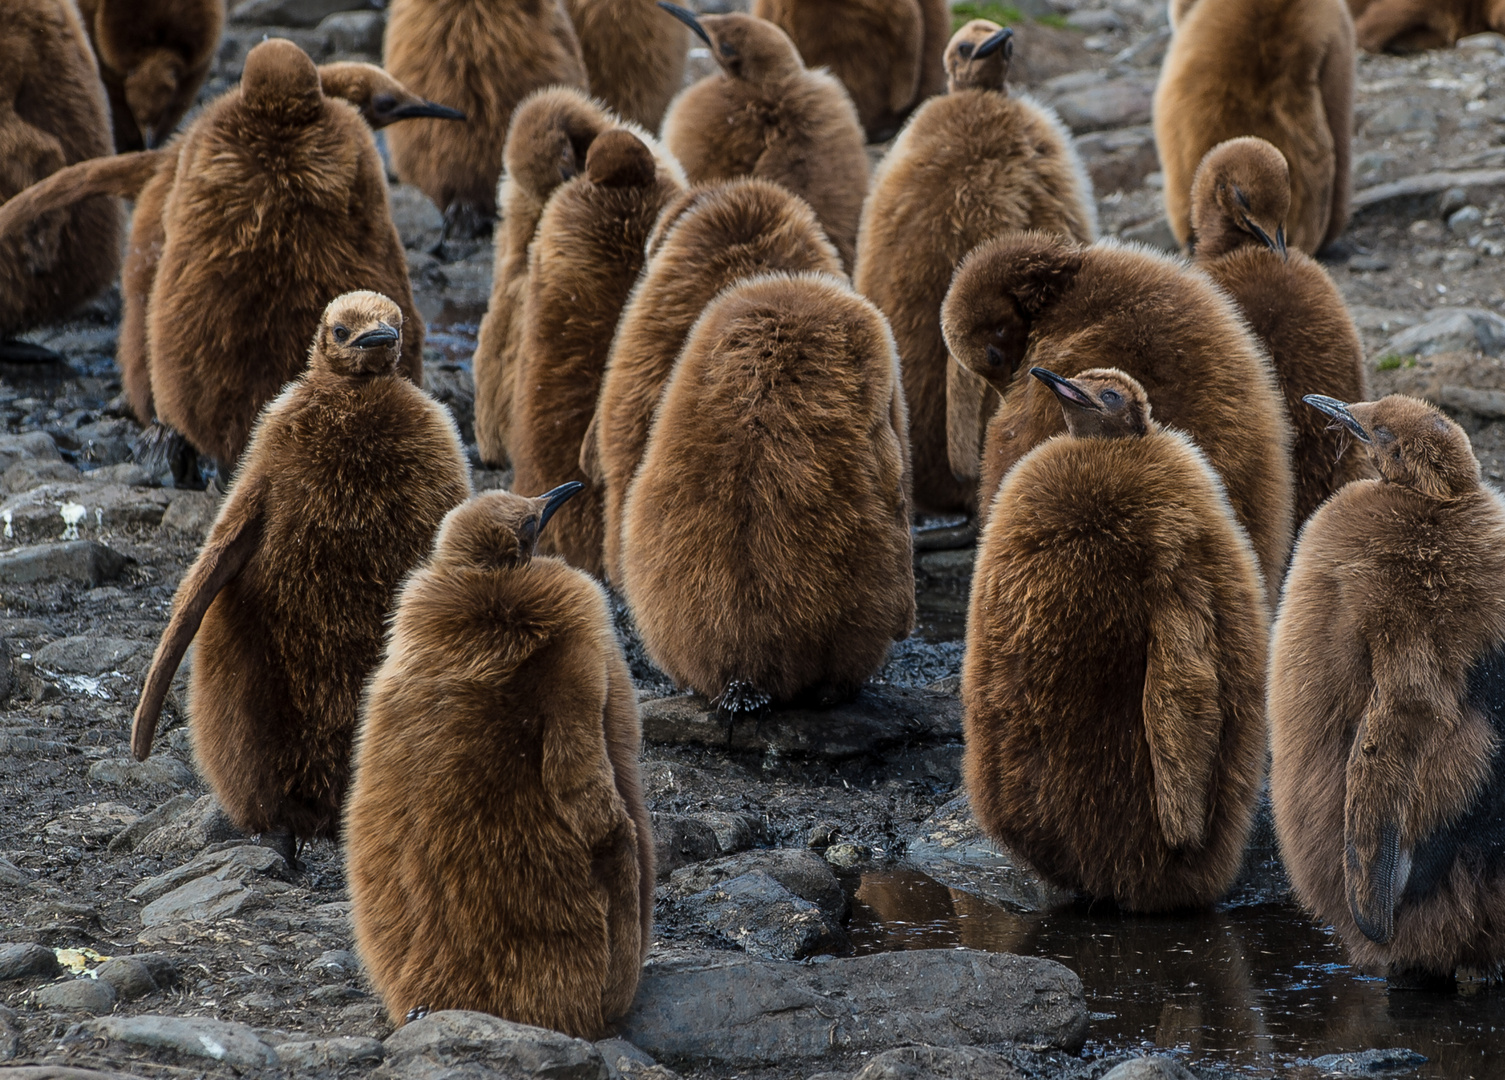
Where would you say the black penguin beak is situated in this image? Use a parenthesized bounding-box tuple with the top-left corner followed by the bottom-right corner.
(973, 26, 1014, 59)
(1275, 225, 1288, 259)
(351, 324, 400, 349)
(659, 1, 714, 48)
(1303, 394, 1370, 443)
(144, 127, 161, 151)
(1030, 366, 1099, 410)
(388, 101, 466, 122)
(537, 481, 585, 532)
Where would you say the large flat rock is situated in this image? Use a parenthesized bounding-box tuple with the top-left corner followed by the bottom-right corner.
(381, 1011, 607, 1079)
(67, 1015, 279, 1071)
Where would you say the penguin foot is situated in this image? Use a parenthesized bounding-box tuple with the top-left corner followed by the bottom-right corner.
(0, 339, 67, 364)
(439, 200, 493, 246)
(1315, 237, 1356, 264)
(405, 1004, 431, 1023)
(133, 422, 205, 489)
(714, 681, 771, 745)
(256, 828, 300, 871)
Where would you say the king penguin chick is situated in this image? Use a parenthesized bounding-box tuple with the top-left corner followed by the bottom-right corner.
(584, 177, 844, 586)
(566, 0, 688, 131)
(1190, 137, 1374, 523)
(510, 129, 684, 578)
(621, 272, 914, 715)
(0, 0, 121, 351)
(941, 231, 1294, 600)
(854, 20, 1096, 513)
(131, 292, 471, 856)
(384, 0, 587, 236)
(1271, 394, 1505, 975)
(1346, 0, 1504, 52)
(75, 0, 224, 151)
(658, 4, 869, 270)
(318, 62, 467, 128)
(346, 484, 651, 1034)
(1155, 0, 1354, 255)
(964, 367, 1268, 910)
(750, 0, 951, 141)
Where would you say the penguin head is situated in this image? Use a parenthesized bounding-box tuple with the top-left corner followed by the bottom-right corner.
(435, 485, 584, 569)
(241, 39, 324, 124)
(122, 50, 187, 149)
(584, 129, 658, 188)
(1304, 394, 1480, 499)
(1031, 367, 1151, 439)
(659, 5, 803, 82)
(945, 21, 1014, 93)
(317, 62, 465, 129)
(314, 291, 403, 377)
(1190, 137, 1290, 260)
(505, 88, 611, 199)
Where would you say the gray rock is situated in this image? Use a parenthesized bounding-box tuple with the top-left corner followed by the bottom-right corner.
(0, 857, 31, 886)
(130, 842, 291, 903)
(669, 848, 846, 918)
(652, 813, 720, 880)
(853, 1044, 1025, 1079)
(0, 943, 62, 981)
(383, 1010, 608, 1079)
(596, 1037, 660, 1077)
(158, 491, 219, 538)
(88, 756, 193, 789)
(0, 432, 61, 471)
(0, 1001, 17, 1059)
(1304, 1048, 1428, 1075)
(0, 541, 129, 587)
(108, 793, 198, 853)
(93, 957, 158, 1001)
(43, 804, 142, 848)
(1073, 125, 1158, 194)
(230, 0, 372, 26)
(905, 796, 1076, 912)
(1100, 1057, 1198, 1080)
(696, 811, 761, 854)
(139, 876, 257, 927)
(620, 948, 1087, 1065)
(73, 419, 137, 467)
(134, 794, 242, 855)
(34, 636, 148, 677)
(1385, 307, 1505, 358)
(319, 9, 384, 52)
(391, 183, 444, 251)
(3, 459, 81, 493)
(34, 977, 118, 1015)
(1050, 77, 1154, 132)
(83, 462, 154, 487)
(71, 1014, 278, 1070)
(1364, 102, 1436, 136)
(1066, 7, 1123, 31)
(679, 870, 848, 960)
(276, 1034, 386, 1068)
(0, 482, 173, 544)
(1349, 255, 1391, 272)
(1120, 216, 1181, 253)
(823, 842, 870, 869)
(1449, 205, 1485, 231)
(309, 949, 361, 980)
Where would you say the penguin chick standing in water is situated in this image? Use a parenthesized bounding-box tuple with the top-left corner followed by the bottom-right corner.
(131, 293, 471, 859)
(1272, 394, 1505, 975)
(964, 367, 1268, 910)
(854, 20, 1096, 513)
(622, 272, 914, 715)
(347, 486, 651, 1035)
(565, 0, 688, 131)
(510, 129, 685, 579)
(658, 4, 869, 270)
(1190, 137, 1373, 523)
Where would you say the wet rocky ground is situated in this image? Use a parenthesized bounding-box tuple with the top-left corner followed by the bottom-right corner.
(3, 2, 1505, 1079)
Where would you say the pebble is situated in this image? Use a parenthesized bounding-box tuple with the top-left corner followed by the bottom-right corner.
(108, 793, 198, 853)
(651, 813, 721, 880)
(1348, 254, 1392, 272)
(1448, 205, 1485, 231)
(823, 842, 871, 869)
(139, 876, 257, 928)
(158, 491, 220, 538)
(0, 541, 129, 588)
(130, 843, 291, 904)
(134, 794, 242, 855)
(69, 1014, 279, 1071)
(0, 943, 62, 982)
(670, 848, 847, 918)
(309, 949, 360, 980)
(679, 870, 849, 960)
(93, 957, 159, 1001)
(87, 757, 194, 789)
(1066, 7, 1124, 31)
(34, 977, 118, 1015)
(383, 1010, 608, 1080)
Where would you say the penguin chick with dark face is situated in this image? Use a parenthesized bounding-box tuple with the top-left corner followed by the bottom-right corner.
(1347, 0, 1505, 52)
(473, 86, 621, 468)
(0, 0, 121, 350)
(346, 484, 651, 1034)
(941, 231, 1294, 601)
(1191, 138, 1374, 524)
(584, 177, 845, 586)
(1271, 394, 1505, 975)
(75, 0, 224, 151)
(510, 129, 685, 579)
(1155, 0, 1353, 255)
(854, 20, 1096, 514)
(318, 62, 466, 129)
(131, 292, 471, 852)
(566, 0, 688, 131)
(658, 5, 869, 270)
(964, 367, 1268, 910)
(384, 0, 587, 236)
(621, 272, 914, 711)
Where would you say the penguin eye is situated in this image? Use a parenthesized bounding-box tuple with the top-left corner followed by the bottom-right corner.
(958, 42, 975, 59)
(333, 325, 350, 343)
(719, 40, 736, 57)
(1101, 389, 1122, 407)
(372, 93, 397, 116)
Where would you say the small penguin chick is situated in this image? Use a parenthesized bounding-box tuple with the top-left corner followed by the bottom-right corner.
(945, 20, 1013, 91)
(1305, 394, 1480, 500)
(317, 63, 465, 129)
(661, 3, 803, 82)
(1190, 137, 1289, 259)
(439, 482, 584, 568)
(1031, 366, 1150, 439)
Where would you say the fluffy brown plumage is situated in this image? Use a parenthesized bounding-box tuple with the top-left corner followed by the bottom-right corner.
(347, 485, 649, 1034)
(1346, 0, 1504, 51)
(75, 0, 224, 151)
(383, 0, 586, 234)
(854, 20, 1096, 513)
(621, 271, 914, 711)
(1271, 394, 1505, 974)
(585, 178, 843, 586)
(941, 232, 1294, 599)
(964, 367, 1268, 910)
(566, 0, 687, 130)
(658, 6, 868, 270)
(0, 0, 120, 344)
(1191, 137, 1373, 523)
(510, 129, 685, 579)
(130, 292, 471, 847)
(1155, 0, 1354, 255)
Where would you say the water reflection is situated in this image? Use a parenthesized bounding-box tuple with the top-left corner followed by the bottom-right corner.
(848, 869, 1505, 1078)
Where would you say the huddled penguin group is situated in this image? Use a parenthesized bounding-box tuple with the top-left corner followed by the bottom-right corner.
(4, 0, 1505, 1041)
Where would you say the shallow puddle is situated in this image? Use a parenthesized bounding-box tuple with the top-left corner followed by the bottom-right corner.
(847, 869, 1505, 1078)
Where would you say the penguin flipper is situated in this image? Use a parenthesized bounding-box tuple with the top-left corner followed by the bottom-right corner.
(945, 358, 992, 483)
(579, 404, 605, 484)
(0, 150, 165, 239)
(130, 494, 264, 760)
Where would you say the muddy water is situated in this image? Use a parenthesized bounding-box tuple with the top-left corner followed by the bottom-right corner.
(846, 869, 1505, 1078)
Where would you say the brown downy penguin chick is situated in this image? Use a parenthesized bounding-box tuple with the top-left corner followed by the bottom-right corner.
(854, 20, 1096, 513)
(584, 177, 844, 586)
(658, 4, 869, 270)
(75, 0, 224, 151)
(346, 484, 651, 1034)
(1155, 0, 1354, 255)
(941, 231, 1294, 599)
(964, 367, 1268, 910)
(384, 0, 587, 235)
(1271, 394, 1505, 975)
(0, 0, 121, 352)
(1191, 137, 1374, 523)
(1346, 0, 1505, 52)
(472, 86, 619, 468)
(510, 129, 685, 579)
(131, 293, 471, 857)
(566, 0, 688, 131)
(318, 62, 467, 128)
(621, 272, 914, 714)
